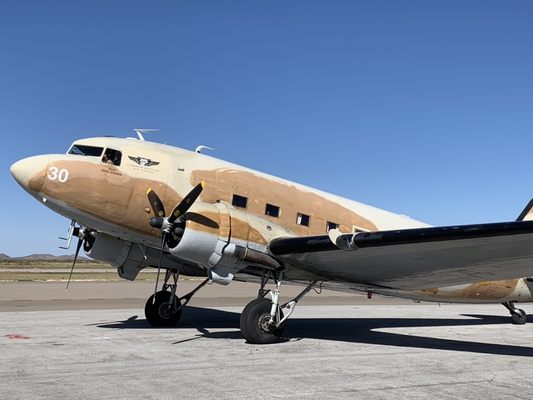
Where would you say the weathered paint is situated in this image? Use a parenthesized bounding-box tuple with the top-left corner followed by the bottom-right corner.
(191, 168, 379, 236)
(11, 136, 533, 304)
(390, 278, 533, 303)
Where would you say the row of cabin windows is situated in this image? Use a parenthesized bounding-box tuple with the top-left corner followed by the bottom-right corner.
(232, 194, 340, 231)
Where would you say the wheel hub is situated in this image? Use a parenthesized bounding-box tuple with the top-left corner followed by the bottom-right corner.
(258, 314, 276, 333)
(158, 302, 174, 319)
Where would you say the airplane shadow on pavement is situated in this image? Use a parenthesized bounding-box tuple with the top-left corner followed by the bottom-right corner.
(96, 306, 533, 357)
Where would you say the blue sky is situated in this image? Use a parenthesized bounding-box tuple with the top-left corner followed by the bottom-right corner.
(1, 1, 532, 256)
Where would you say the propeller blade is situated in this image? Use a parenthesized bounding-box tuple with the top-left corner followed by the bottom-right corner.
(66, 237, 83, 290)
(147, 188, 166, 217)
(152, 232, 167, 304)
(167, 181, 205, 224)
(147, 182, 204, 295)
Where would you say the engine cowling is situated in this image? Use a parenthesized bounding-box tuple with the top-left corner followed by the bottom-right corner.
(167, 202, 224, 266)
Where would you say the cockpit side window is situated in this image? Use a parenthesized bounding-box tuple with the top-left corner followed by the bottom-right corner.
(68, 145, 104, 157)
(102, 148, 122, 166)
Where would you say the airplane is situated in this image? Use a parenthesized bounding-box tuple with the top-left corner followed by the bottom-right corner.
(10, 132, 533, 344)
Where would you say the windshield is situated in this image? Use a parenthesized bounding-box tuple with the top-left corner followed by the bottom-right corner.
(68, 144, 104, 157)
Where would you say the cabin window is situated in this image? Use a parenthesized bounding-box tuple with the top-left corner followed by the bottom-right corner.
(265, 203, 280, 218)
(326, 221, 339, 231)
(68, 145, 104, 157)
(232, 194, 248, 209)
(102, 148, 122, 166)
(296, 212, 310, 227)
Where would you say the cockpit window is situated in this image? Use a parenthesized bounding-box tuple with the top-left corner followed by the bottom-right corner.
(102, 148, 122, 166)
(68, 144, 104, 157)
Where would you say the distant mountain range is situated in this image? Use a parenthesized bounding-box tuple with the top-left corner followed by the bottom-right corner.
(0, 253, 90, 261)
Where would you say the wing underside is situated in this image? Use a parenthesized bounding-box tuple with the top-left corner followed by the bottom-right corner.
(268, 221, 533, 290)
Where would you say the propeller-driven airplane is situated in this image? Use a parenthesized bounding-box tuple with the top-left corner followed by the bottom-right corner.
(10, 132, 533, 343)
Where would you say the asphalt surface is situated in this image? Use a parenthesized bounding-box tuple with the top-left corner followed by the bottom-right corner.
(0, 280, 408, 311)
(2, 281, 533, 399)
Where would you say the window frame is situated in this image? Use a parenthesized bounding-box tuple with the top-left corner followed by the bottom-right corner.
(296, 212, 311, 227)
(102, 148, 122, 166)
(326, 221, 339, 231)
(68, 144, 104, 157)
(265, 203, 280, 218)
(232, 194, 248, 209)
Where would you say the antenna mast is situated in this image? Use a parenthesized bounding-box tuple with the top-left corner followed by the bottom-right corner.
(195, 145, 214, 154)
(134, 128, 159, 141)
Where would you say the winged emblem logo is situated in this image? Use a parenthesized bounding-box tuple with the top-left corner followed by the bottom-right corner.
(128, 156, 160, 167)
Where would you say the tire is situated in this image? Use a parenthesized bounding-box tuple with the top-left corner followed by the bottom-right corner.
(240, 298, 284, 344)
(240, 297, 262, 325)
(511, 309, 527, 325)
(145, 291, 182, 327)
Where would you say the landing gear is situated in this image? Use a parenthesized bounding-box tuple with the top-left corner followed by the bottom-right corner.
(502, 301, 527, 325)
(240, 271, 318, 344)
(240, 298, 285, 344)
(144, 269, 209, 327)
(145, 290, 182, 327)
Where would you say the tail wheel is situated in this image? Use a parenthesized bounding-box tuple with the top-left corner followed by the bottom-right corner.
(145, 290, 182, 327)
(240, 298, 284, 344)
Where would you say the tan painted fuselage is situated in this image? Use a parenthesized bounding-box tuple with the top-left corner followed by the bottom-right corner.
(11, 136, 533, 304)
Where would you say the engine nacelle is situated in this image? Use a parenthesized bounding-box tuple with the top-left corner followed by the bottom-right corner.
(85, 232, 184, 280)
(86, 202, 291, 284)
(168, 203, 222, 266)
(168, 201, 287, 284)
(168, 202, 236, 284)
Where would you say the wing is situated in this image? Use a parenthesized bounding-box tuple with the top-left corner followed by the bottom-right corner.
(268, 220, 533, 290)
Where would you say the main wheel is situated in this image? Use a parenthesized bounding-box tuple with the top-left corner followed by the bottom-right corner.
(240, 298, 284, 344)
(240, 296, 263, 322)
(511, 309, 527, 325)
(145, 290, 182, 327)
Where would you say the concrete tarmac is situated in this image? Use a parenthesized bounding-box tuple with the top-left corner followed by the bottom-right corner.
(2, 281, 533, 399)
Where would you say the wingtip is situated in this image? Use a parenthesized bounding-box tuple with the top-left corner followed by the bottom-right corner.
(146, 188, 153, 195)
(201, 180, 206, 188)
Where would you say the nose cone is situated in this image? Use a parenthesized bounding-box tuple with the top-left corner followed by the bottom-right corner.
(10, 155, 49, 194)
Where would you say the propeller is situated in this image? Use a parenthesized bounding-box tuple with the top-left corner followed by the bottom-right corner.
(66, 227, 92, 290)
(147, 182, 205, 303)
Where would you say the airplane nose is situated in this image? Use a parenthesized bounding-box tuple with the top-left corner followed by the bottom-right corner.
(10, 155, 49, 194)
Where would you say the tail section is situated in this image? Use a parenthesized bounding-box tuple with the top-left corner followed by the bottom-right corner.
(516, 199, 533, 221)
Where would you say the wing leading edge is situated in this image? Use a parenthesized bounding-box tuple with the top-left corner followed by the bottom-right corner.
(268, 220, 533, 290)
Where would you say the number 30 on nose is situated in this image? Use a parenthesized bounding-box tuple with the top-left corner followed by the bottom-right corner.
(47, 167, 69, 183)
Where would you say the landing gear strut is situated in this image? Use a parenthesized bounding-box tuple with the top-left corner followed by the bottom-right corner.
(144, 269, 209, 327)
(502, 301, 527, 325)
(240, 271, 318, 344)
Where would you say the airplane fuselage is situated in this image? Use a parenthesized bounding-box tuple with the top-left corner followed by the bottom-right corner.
(11, 136, 533, 304)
